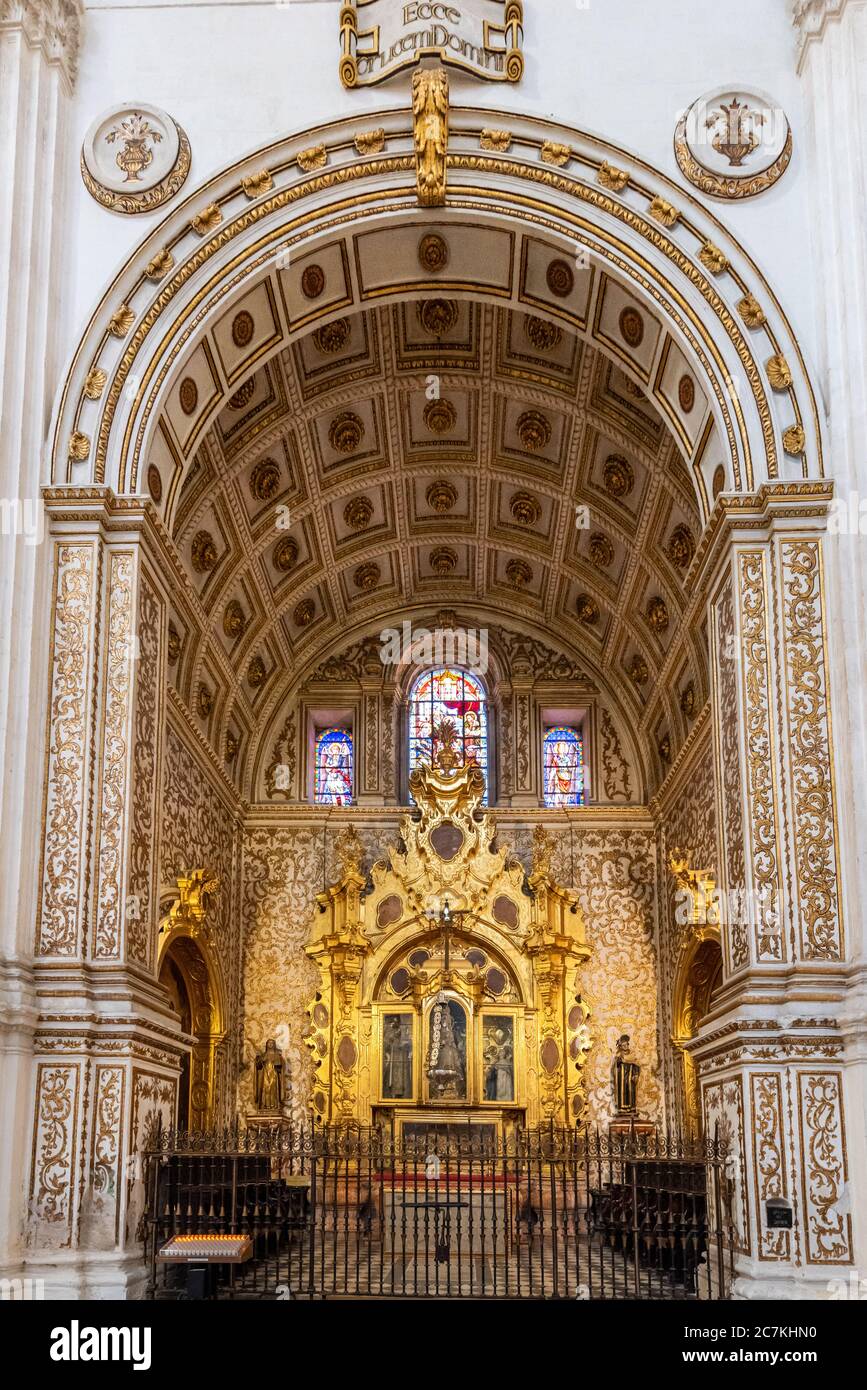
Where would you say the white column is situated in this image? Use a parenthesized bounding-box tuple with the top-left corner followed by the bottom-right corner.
(793, 0, 867, 1293)
(0, 0, 83, 1281)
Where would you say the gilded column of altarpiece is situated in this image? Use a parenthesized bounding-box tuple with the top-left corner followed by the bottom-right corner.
(304, 759, 593, 1131)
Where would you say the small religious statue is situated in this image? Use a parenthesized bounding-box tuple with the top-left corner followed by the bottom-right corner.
(427, 996, 465, 1099)
(611, 1034, 640, 1113)
(254, 1038, 285, 1113)
(383, 1015, 413, 1100)
(484, 1023, 514, 1102)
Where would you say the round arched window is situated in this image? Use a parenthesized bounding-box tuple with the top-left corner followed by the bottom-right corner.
(408, 668, 489, 800)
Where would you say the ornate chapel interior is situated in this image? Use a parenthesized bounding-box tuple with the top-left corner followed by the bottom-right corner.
(1, 0, 866, 1305)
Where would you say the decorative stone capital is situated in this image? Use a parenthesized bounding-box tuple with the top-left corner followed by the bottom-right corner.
(792, 0, 857, 63)
(0, 0, 84, 86)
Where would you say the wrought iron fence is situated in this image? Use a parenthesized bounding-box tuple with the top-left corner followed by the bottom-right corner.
(143, 1124, 734, 1300)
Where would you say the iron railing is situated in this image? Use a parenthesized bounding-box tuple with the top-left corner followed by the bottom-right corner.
(143, 1124, 734, 1300)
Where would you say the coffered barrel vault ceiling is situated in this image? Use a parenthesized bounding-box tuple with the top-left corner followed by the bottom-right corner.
(149, 224, 714, 798)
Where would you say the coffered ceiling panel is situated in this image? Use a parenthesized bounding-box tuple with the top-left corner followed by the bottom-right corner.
(164, 295, 708, 793)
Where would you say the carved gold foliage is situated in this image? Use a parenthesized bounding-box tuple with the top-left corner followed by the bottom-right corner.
(29, 1064, 78, 1240)
(648, 195, 679, 228)
(128, 577, 160, 967)
(68, 431, 90, 462)
(91, 1067, 123, 1235)
(241, 168, 273, 198)
(190, 203, 222, 236)
(600, 708, 631, 801)
(783, 424, 805, 455)
(738, 552, 783, 960)
(699, 241, 728, 275)
(766, 354, 793, 391)
(704, 1079, 751, 1254)
(597, 160, 629, 192)
(781, 541, 841, 960)
(297, 144, 327, 173)
(412, 66, 449, 208)
(480, 128, 512, 152)
(145, 248, 174, 281)
(738, 293, 766, 328)
(84, 367, 107, 400)
(241, 829, 325, 1123)
(798, 1072, 851, 1264)
(94, 554, 134, 959)
(715, 580, 749, 969)
(109, 304, 135, 337)
(541, 140, 571, 166)
(354, 128, 386, 156)
(750, 1074, 789, 1261)
(39, 546, 94, 957)
(569, 829, 661, 1123)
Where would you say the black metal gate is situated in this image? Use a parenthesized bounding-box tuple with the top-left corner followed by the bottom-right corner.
(144, 1125, 733, 1300)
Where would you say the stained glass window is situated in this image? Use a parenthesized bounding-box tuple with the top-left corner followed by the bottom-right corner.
(543, 726, 586, 807)
(408, 668, 488, 799)
(314, 727, 353, 805)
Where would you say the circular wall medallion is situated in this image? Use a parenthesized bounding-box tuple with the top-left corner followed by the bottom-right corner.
(294, 598, 315, 627)
(429, 821, 464, 861)
(430, 546, 458, 576)
(418, 233, 449, 273)
(674, 87, 792, 200)
(678, 375, 696, 413)
(510, 491, 541, 526)
(575, 593, 599, 625)
(408, 948, 429, 968)
(546, 259, 574, 298)
(312, 318, 351, 354)
(301, 264, 325, 299)
(228, 378, 255, 410)
(423, 397, 457, 435)
(191, 531, 217, 573)
(516, 410, 551, 452)
(146, 464, 163, 503)
(344, 495, 374, 530)
(525, 316, 562, 351)
(81, 103, 191, 214)
(603, 454, 635, 498)
(329, 411, 365, 455)
(426, 480, 458, 514)
(231, 310, 255, 348)
(712, 464, 726, 500)
(249, 458, 281, 501)
(418, 298, 459, 336)
(619, 307, 644, 348)
(589, 532, 614, 568)
(337, 1035, 357, 1071)
(178, 377, 198, 416)
(506, 558, 533, 588)
(312, 1002, 329, 1029)
(354, 561, 380, 592)
(273, 536, 299, 572)
(223, 600, 246, 639)
(667, 523, 695, 570)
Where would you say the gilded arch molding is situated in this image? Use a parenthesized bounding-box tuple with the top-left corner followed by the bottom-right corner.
(51, 105, 824, 504)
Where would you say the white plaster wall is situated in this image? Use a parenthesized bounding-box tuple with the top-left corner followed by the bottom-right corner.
(63, 0, 819, 382)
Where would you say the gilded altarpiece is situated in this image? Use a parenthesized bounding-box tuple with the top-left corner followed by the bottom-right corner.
(304, 761, 593, 1129)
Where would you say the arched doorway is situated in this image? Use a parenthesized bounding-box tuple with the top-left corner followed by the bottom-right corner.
(672, 933, 723, 1141)
(157, 875, 227, 1132)
(30, 102, 848, 1298)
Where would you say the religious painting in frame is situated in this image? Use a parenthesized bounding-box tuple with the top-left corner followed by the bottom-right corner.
(379, 1009, 416, 1103)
